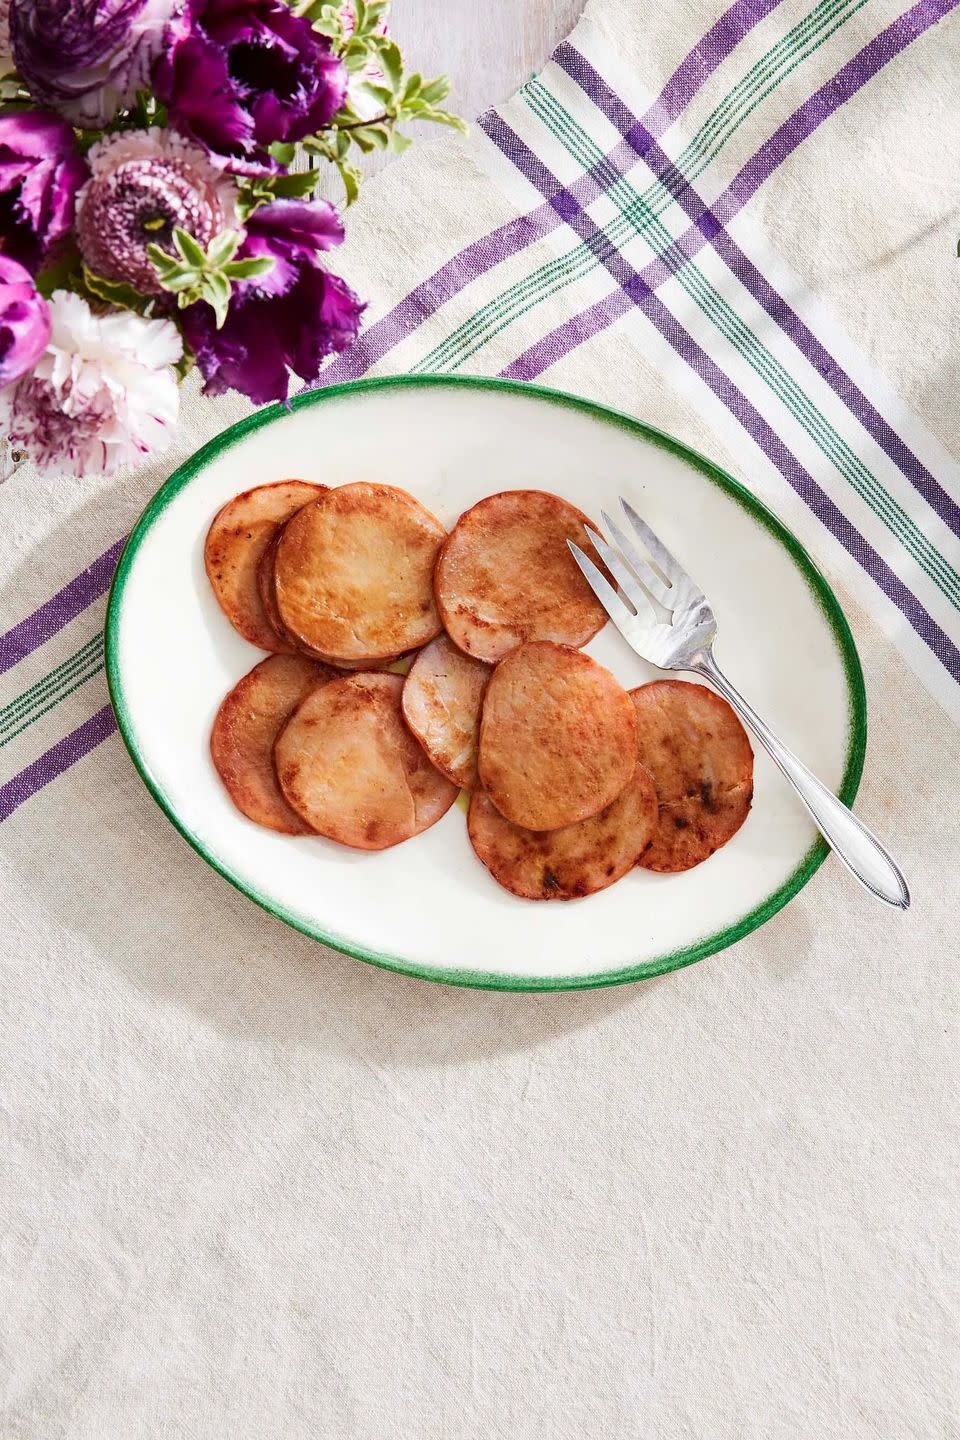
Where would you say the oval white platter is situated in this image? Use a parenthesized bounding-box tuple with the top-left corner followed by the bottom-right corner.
(106, 376, 865, 990)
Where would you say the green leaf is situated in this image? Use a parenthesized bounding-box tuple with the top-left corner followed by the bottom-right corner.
(174, 349, 196, 382)
(403, 72, 422, 100)
(268, 141, 297, 165)
(145, 241, 179, 275)
(235, 188, 265, 223)
(223, 256, 275, 280)
(378, 39, 403, 91)
(237, 166, 320, 218)
(361, 81, 394, 106)
(304, 0, 345, 34)
(342, 39, 370, 73)
(206, 229, 241, 267)
(338, 159, 361, 205)
(80, 265, 153, 314)
(417, 76, 450, 105)
(269, 168, 322, 199)
(390, 130, 413, 154)
(162, 271, 201, 293)
(34, 249, 80, 299)
(353, 0, 367, 31)
(173, 228, 206, 268)
(202, 271, 231, 328)
(418, 107, 468, 134)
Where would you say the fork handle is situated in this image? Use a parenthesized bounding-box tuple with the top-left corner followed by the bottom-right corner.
(691, 651, 910, 909)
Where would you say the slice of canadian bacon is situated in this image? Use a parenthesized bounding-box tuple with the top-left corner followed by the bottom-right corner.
(468, 763, 658, 900)
(274, 483, 446, 663)
(205, 480, 326, 651)
(629, 680, 754, 871)
(274, 672, 458, 849)
(258, 526, 409, 672)
(477, 641, 637, 831)
(257, 527, 291, 646)
(401, 634, 491, 788)
(434, 489, 608, 663)
(210, 653, 338, 834)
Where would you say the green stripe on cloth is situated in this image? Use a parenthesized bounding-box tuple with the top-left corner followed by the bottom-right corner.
(524, 77, 960, 610)
(0, 661, 106, 751)
(0, 634, 105, 736)
(411, 0, 867, 376)
(647, 0, 870, 198)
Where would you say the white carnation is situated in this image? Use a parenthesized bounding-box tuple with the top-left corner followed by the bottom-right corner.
(0, 291, 183, 479)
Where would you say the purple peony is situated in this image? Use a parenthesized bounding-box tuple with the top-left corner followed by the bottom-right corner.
(0, 253, 51, 387)
(10, 0, 183, 127)
(156, 0, 347, 167)
(183, 257, 362, 404)
(0, 110, 88, 273)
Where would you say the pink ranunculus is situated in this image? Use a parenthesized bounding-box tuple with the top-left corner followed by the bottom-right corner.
(76, 128, 240, 293)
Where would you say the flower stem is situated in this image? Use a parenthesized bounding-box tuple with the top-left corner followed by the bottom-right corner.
(327, 113, 391, 130)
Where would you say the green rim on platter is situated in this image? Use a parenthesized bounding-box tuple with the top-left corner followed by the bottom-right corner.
(105, 374, 867, 991)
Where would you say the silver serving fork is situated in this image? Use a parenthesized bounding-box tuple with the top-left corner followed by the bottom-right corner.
(569, 499, 909, 909)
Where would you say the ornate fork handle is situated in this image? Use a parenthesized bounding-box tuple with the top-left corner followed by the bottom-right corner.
(692, 648, 910, 909)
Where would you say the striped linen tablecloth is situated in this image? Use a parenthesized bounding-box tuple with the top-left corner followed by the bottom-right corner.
(2, 1, 958, 1434)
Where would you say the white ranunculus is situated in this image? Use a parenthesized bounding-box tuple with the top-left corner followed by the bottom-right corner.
(0, 291, 183, 479)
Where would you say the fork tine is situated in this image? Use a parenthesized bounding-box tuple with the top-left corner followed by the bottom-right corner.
(567, 541, 643, 642)
(600, 509, 672, 606)
(619, 497, 705, 606)
(583, 527, 658, 624)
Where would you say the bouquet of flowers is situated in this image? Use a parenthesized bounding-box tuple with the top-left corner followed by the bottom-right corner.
(0, 0, 462, 478)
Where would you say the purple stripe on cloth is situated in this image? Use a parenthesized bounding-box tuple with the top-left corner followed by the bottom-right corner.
(647, 0, 785, 136)
(320, 208, 568, 386)
(501, 290, 634, 380)
(0, 704, 116, 823)
(487, 116, 960, 683)
(550, 33, 960, 535)
(0, 538, 126, 676)
(639, 289, 960, 677)
(319, 0, 783, 389)
(500, 290, 633, 379)
(728, 0, 958, 211)
(480, 0, 958, 355)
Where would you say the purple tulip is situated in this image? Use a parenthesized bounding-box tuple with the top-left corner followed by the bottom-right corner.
(239, 198, 344, 296)
(0, 110, 88, 274)
(156, 0, 347, 167)
(0, 253, 50, 388)
(183, 258, 363, 404)
(10, 0, 182, 127)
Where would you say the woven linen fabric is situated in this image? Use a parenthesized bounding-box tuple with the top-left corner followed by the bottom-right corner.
(1, 0, 958, 1435)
